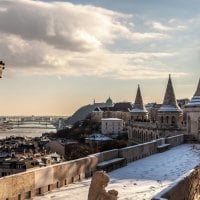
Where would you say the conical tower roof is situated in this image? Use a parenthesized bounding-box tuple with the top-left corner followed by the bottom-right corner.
(131, 85, 147, 113)
(158, 75, 181, 112)
(194, 79, 200, 96)
(186, 78, 200, 107)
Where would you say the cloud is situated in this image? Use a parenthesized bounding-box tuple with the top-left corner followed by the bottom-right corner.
(151, 21, 186, 32)
(0, 0, 185, 80)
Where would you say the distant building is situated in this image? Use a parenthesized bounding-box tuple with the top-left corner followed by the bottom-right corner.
(129, 85, 148, 121)
(85, 133, 112, 148)
(128, 75, 184, 144)
(101, 118, 124, 135)
(91, 101, 132, 125)
(185, 79, 200, 140)
(105, 97, 113, 107)
(64, 100, 110, 126)
(177, 98, 190, 109)
(44, 139, 77, 158)
(0, 158, 39, 177)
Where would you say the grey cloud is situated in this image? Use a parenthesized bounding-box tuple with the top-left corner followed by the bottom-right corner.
(0, 0, 185, 79)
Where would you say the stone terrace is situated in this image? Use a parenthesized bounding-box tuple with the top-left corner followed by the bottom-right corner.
(35, 144, 200, 200)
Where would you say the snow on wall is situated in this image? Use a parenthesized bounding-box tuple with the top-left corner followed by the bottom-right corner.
(35, 144, 200, 200)
(0, 134, 184, 199)
(153, 146, 200, 200)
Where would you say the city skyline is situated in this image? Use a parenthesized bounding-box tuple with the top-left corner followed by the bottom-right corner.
(0, 0, 200, 115)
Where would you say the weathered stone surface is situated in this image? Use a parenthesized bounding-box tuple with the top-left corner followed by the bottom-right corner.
(88, 171, 118, 200)
(35, 166, 53, 189)
(153, 165, 200, 200)
(0, 135, 183, 199)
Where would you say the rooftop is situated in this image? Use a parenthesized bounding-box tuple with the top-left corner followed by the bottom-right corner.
(186, 78, 200, 107)
(158, 75, 181, 112)
(35, 144, 200, 200)
(85, 133, 112, 141)
(131, 85, 147, 113)
(101, 118, 123, 121)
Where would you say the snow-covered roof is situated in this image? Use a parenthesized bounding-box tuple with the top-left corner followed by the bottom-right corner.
(85, 133, 112, 141)
(186, 96, 200, 107)
(101, 118, 123, 121)
(186, 79, 200, 108)
(130, 107, 148, 113)
(158, 105, 182, 112)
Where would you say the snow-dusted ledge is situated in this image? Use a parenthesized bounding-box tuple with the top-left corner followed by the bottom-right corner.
(152, 165, 200, 200)
(0, 134, 184, 199)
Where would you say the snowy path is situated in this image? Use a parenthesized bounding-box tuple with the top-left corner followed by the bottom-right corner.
(35, 144, 200, 200)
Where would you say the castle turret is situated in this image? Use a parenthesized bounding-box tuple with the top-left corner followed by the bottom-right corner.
(186, 79, 200, 107)
(130, 85, 148, 121)
(185, 78, 200, 139)
(158, 75, 183, 127)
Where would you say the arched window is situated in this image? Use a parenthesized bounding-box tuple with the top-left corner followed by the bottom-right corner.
(150, 132, 153, 140)
(146, 132, 148, 142)
(171, 116, 176, 124)
(166, 116, 169, 124)
(188, 115, 191, 134)
(161, 116, 164, 123)
(141, 131, 144, 142)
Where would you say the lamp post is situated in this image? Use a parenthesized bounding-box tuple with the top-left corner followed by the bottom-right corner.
(0, 61, 5, 78)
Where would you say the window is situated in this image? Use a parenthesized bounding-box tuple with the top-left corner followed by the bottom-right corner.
(166, 116, 169, 124)
(188, 116, 191, 134)
(161, 116, 164, 123)
(18, 194, 21, 200)
(171, 116, 176, 124)
(25, 191, 31, 199)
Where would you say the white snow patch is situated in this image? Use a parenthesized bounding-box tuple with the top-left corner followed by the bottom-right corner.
(35, 144, 200, 200)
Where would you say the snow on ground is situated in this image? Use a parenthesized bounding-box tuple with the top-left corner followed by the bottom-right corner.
(35, 144, 200, 200)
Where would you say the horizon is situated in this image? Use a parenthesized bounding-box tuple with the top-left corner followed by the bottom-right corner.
(0, 0, 200, 115)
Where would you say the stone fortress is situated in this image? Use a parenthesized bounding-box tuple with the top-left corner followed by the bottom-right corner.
(92, 75, 200, 144)
(128, 75, 184, 144)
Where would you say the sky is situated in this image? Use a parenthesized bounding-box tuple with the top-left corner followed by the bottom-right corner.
(0, 0, 200, 116)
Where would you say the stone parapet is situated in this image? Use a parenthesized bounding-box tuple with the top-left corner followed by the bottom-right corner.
(0, 134, 184, 200)
(152, 165, 200, 200)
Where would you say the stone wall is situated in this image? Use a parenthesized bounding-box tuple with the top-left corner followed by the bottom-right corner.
(0, 149, 118, 200)
(165, 134, 184, 147)
(119, 140, 157, 163)
(152, 165, 200, 200)
(0, 135, 184, 200)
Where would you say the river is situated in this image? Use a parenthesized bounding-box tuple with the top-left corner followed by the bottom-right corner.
(0, 122, 57, 139)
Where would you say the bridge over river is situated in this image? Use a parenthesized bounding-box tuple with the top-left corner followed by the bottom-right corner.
(11, 121, 56, 129)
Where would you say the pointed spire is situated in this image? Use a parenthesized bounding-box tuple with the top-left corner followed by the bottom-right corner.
(131, 84, 147, 112)
(194, 78, 200, 97)
(159, 74, 181, 112)
(186, 78, 200, 107)
(163, 74, 178, 106)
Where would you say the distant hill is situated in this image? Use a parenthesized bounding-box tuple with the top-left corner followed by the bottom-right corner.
(64, 103, 107, 126)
